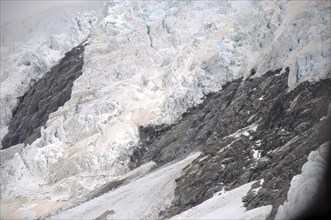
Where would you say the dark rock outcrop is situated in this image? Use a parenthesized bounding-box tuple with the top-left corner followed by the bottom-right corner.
(130, 68, 331, 219)
(2, 42, 86, 149)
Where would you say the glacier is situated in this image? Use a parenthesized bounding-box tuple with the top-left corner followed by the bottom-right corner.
(275, 142, 330, 219)
(0, 1, 104, 143)
(0, 0, 330, 219)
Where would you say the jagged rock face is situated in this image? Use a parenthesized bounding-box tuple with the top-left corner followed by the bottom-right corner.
(1, 43, 85, 149)
(131, 68, 331, 219)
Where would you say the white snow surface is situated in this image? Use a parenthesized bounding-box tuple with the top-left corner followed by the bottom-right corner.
(171, 181, 272, 220)
(1, 1, 331, 219)
(275, 142, 330, 219)
(49, 152, 200, 220)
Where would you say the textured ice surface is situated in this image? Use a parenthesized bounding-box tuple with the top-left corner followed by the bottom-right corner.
(0, 1, 104, 144)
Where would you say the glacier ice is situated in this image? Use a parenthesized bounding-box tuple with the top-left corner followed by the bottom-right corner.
(275, 142, 330, 219)
(0, 1, 104, 145)
(0, 1, 330, 219)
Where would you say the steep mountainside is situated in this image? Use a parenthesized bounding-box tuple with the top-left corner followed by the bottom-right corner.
(2, 42, 86, 149)
(134, 69, 330, 219)
(0, 1, 330, 219)
(46, 68, 331, 220)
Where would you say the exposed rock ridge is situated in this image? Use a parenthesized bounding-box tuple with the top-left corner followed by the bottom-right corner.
(130, 68, 331, 219)
(2, 42, 86, 149)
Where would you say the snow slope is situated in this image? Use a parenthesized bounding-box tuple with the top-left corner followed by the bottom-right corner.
(49, 152, 200, 220)
(49, 154, 272, 220)
(171, 181, 272, 220)
(1, 1, 330, 219)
